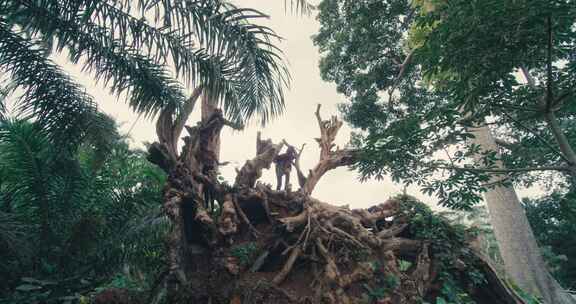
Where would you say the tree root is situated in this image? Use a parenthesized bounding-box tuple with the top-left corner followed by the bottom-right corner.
(147, 104, 528, 304)
(273, 246, 302, 285)
(232, 195, 261, 238)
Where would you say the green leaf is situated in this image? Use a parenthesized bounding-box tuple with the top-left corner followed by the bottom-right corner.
(437, 297, 448, 304)
(15, 284, 42, 292)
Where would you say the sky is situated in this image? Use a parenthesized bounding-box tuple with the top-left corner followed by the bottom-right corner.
(50, 0, 537, 209)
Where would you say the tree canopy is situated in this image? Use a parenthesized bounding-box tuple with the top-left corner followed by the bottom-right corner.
(315, 0, 576, 209)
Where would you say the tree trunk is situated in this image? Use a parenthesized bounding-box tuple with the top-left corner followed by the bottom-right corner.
(469, 124, 576, 304)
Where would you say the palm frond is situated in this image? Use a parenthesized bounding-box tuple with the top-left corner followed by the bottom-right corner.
(149, 0, 290, 123)
(2, 0, 290, 124)
(0, 120, 54, 241)
(0, 20, 115, 148)
(284, 0, 316, 15)
(91, 0, 291, 124)
(73, 144, 167, 275)
(81, 113, 120, 172)
(0, 115, 168, 287)
(0, 78, 14, 119)
(1, 1, 189, 117)
(0, 210, 33, 259)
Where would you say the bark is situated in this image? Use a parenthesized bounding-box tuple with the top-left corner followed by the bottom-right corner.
(201, 93, 221, 162)
(235, 132, 284, 188)
(148, 91, 238, 303)
(155, 88, 203, 159)
(469, 124, 576, 304)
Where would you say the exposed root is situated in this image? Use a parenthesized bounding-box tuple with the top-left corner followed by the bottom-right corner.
(378, 223, 409, 238)
(147, 103, 528, 304)
(273, 246, 302, 285)
(279, 210, 308, 232)
(232, 195, 261, 238)
(218, 195, 238, 237)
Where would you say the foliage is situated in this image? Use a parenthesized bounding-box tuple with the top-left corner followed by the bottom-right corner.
(439, 206, 504, 273)
(362, 261, 399, 301)
(314, 0, 576, 209)
(524, 191, 576, 290)
(284, 0, 317, 15)
(230, 242, 259, 267)
(434, 274, 476, 304)
(0, 119, 166, 303)
(381, 196, 487, 303)
(356, 196, 491, 303)
(441, 198, 576, 299)
(398, 196, 486, 286)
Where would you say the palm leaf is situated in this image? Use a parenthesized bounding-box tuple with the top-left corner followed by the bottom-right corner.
(2, 0, 290, 124)
(0, 120, 54, 242)
(0, 21, 115, 149)
(284, 0, 316, 15)
(0, 210, 32, 259)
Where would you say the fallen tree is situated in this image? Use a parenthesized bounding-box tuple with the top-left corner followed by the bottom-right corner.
(145, 103, 529, 304)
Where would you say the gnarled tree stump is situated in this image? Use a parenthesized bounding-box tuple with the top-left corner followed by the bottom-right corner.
(147, 102, 527, 304)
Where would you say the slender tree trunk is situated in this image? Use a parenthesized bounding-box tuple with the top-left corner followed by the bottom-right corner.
(470, 124, 576, 304)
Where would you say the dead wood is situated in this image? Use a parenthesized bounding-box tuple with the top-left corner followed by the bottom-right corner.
(301, 104, 358, 195)
(273, 246, 302, 285)
(235, 132, 284, 188)
(147, 103, 528, 304)
(218, 195, 238, 236)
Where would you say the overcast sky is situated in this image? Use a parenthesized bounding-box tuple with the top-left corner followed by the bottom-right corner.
(50, 1, 538, 209)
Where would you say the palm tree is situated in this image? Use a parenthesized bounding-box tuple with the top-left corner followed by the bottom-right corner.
(0, 0, 289, 150)
(0, 118, 170, 302)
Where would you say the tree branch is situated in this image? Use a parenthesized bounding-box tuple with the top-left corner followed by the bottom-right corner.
(388, 49, 415, 110)
(545, 111, 576, 168)
(551, 88, 576, 111)
(235, 132, 284, 188)
(501, 111, 568, 163)
(520, 65, 537, 88)
(494, 138, 515, 150)
(302, 105, 357, 195)
(519, 63, 576, 171)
